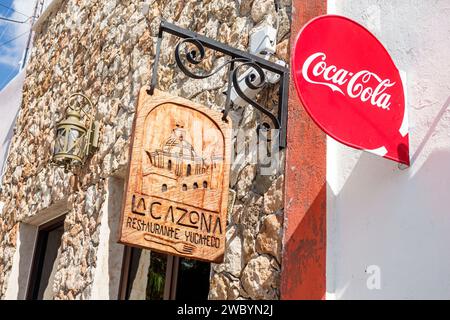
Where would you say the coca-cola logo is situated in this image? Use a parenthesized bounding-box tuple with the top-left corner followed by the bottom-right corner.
(302, 52, 395, 110)
(292, 15, 409, 165)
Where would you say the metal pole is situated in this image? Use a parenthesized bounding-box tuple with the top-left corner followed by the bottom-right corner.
(21, 0, 43, 69)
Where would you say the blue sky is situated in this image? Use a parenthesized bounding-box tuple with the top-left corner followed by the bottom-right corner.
(0, 0, 34, 91)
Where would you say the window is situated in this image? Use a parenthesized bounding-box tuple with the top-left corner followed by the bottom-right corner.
(186, 164, 191, 176)
(26, 214, 65, 300)
(119, 247, 211, 300)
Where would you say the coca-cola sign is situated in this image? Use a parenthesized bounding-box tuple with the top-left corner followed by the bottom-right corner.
(293, 15, 409, 165)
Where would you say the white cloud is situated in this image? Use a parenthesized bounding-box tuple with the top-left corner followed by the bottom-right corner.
(0, 50, 22, 67)
(0, 0, 35, 68)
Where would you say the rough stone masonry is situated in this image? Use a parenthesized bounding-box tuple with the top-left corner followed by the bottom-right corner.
(0, 0, 291, 300)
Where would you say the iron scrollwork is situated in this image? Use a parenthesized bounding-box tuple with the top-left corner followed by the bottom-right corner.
(231, 62, 280, 130)
(149, 21, 289, 148)
(174, 38, 247, 80)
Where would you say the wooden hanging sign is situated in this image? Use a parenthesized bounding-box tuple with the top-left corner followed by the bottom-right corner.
(119, 89, 232, 263)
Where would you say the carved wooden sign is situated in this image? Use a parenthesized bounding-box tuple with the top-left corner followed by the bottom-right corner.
(119, 89, 232, 263)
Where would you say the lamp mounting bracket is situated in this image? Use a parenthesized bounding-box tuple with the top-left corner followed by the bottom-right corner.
(148, 21, 289, 148)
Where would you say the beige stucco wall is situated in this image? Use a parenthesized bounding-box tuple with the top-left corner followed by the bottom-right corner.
(0, 0, 290, 300)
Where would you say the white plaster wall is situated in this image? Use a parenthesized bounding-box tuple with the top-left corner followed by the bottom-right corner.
(91, 177, 125, 299)
(327, 0, 450, 299)
(4, 224, 37, 300)
(0, 70, 25, 177)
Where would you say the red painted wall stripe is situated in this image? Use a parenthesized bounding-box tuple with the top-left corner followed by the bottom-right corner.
(281, 0, 327, 300)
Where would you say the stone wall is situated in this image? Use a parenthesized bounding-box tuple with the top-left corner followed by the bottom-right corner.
(0, 0, 291, 299)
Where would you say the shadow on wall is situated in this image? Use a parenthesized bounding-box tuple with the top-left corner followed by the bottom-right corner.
(409, 96, 450, 165)
(329, 148, 450, 299)
(326, 0, 450, 300)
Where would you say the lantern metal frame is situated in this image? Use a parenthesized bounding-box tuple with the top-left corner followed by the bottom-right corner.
(52, 93, 99, 170)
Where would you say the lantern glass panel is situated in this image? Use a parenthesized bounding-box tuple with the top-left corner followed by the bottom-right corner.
(54, 128, 66, 154)
(66, 128, 85, 158)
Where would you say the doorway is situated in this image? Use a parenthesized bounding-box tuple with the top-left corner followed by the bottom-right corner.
(119, 247, 211, 300)
(26, 214, 65, 300)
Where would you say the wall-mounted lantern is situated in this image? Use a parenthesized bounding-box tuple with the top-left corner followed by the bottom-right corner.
(52, 93, 99, 170)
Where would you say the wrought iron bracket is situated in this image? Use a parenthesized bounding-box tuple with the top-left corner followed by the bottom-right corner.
(148, 21, 290, 148)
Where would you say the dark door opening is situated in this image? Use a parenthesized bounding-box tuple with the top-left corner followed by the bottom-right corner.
(119, 247, 211, 300)
(26, 214, 65, 300)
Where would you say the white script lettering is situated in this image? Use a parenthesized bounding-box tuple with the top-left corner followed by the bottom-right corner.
(302, 52, 395, 110)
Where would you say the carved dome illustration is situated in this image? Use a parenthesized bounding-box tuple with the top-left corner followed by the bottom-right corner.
(145, 124, 216, 179)
(161, 126, 197, 158)
(139, 106, 227, 208)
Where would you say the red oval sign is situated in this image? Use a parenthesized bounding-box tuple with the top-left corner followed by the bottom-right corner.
(292, 15, 409, 165)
